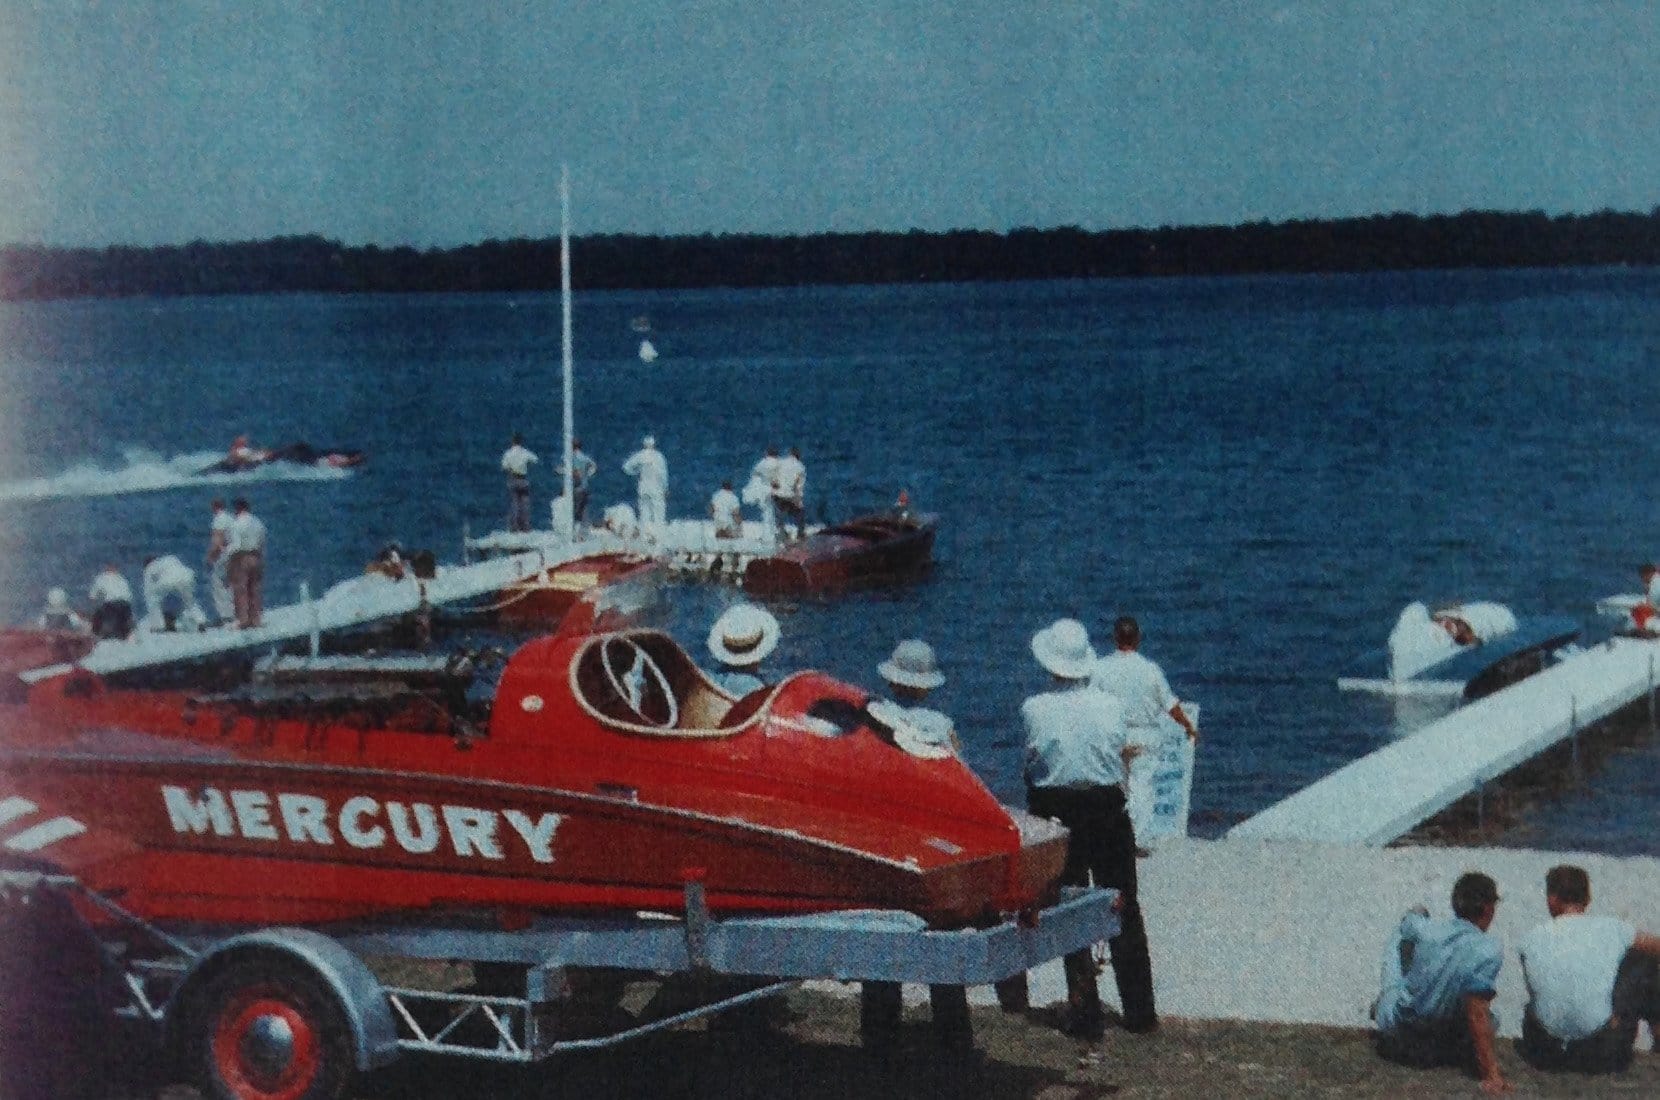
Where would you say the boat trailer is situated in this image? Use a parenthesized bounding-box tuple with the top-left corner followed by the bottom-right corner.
(0, 869, 1117, 1096)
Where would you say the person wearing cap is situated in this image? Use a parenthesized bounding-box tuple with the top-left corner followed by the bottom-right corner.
(225, 497, 267, 629)
(1020, 617, 1156, 1037)
(141, 553, 207, 633)
(500, 432, 539, 533)
(1092, 615, 1198, 845)
(205, 498, 236, 626)
(707, 603, 779, 695)
(709, 480, 743, 539)
(87, 564, 135, 639)
(36, 588, 89, 633)
(873, 640, 958, 756)
(621, 435, 669, 540)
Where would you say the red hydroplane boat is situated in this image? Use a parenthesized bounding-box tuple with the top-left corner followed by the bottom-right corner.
(491, 552, 662, 632)
(744, 510, 937, 596)
(0, 628, 1065, 930)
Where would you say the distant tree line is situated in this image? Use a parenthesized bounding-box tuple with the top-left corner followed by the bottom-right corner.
(4, 208, 1660, 301)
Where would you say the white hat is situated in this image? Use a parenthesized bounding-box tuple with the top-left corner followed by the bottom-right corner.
(1031, 619, 1095, 680)
(46, 587, 68, 610)
(878, 639, 945, 690)
(643, 435, 656, 448)
(708, 603, 780, 668)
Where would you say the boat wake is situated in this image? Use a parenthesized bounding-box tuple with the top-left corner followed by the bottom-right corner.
(0, 447, 354, 503)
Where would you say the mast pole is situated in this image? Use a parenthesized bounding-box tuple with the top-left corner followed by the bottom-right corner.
(560, 165, 575, 535)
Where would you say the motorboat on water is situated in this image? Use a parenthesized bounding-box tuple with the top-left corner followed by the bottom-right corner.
(0, 627, 1067, 929)
(1337, 600, 1581, 700)
(198, 441, 366, 476)
(743, 509, 938, 596)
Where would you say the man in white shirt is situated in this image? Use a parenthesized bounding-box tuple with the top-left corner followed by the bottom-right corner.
(1519, 864, 1660, 1073)
(1093, 616, 1198, 846)
(746, 448, 781, 542)
(621, 436, 668, 538)
(141, 554, 206, 633)
(225, 497, 268, 629)
(204, 498, 235, 625)
(563, 439, 598, 526)
(500, 432, 539, 532)
(709, 480, 743, 539)
(87, 564, 134, 639)
(773, 446, 807, 539)
(1017, 618, 1156, 1038)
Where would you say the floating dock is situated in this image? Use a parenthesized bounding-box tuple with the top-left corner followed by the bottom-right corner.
(1231, 635, 1660, 845)
(20, 548, 571, 682)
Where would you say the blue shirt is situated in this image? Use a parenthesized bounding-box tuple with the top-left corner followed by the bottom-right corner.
(1390, 912, 1502, 1026)
(1021, 685, 1130, 789)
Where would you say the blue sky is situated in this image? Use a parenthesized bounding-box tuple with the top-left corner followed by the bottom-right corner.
(1, 1, 1656, 247)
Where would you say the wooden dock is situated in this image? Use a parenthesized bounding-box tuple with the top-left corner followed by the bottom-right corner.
(21, 548, 567, 682)
(1230, 636, 1660, 845)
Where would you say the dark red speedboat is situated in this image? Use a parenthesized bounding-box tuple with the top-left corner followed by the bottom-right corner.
(491, 552, 662, 633)
(743, 510, 937, 596)
(0, 628, 1064, 929)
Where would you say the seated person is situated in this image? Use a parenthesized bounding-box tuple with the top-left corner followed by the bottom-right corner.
(706, 603, 778, 696)
(873, 639, 957, 757)
(1372, 872, 1506, 1094)
(224, 434, 269, 470)
(366, 543, 408, 580)
(87, 564, 135, 640)
(603, 503, 639, 540)
(709, 480, 743, 539)
(1518, 864, 1660, 1074)
(36, 587, 89, 634)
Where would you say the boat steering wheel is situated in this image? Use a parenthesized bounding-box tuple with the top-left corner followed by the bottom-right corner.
(599, 637, 679, 729)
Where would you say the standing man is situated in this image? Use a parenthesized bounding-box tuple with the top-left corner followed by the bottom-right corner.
(87, 564, 135, 639)
(773, 446, 807, 540)
(1020, 617, 1157, 1038)
(1371, 873, 1508, 1094)
(565, 439, 598, 527)
(205, 499, 235, 626)
(225, 497, 267, 629)
(1092, 616, 1198, 846)
(746, 447, 782, 542)
(1518, 864, 1660, 1073)
(621, 435, 668, 539)
(500, 432, 539, 533)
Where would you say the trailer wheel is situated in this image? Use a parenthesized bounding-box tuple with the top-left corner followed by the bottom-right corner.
(185, 958, 353, 1100)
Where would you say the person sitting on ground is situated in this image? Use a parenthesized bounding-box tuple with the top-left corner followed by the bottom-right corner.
(1518, 864, 1660, 1074)
(141, 553, 207, 633)
(706, 603, 779, 696)
(35, 588, 89, 634)
(87, 564, 135, 639)
(709, 480, 743, 539)
(1372, 871, 1508, 1095)
(871, 639, 958, 757)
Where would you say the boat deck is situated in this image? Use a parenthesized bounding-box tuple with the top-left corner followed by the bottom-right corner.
(468, 519, 823, 580)
(1232, 635, 1660, 845)
(19, 549, 570, 682)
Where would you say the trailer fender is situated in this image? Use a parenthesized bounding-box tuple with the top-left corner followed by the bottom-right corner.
(172, 927, 400, 1073)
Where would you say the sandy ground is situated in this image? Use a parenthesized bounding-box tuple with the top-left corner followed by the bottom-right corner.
(107, 989, 1660, 1099)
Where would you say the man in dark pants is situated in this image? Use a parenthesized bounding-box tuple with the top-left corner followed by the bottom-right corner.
(1014, 617, 1157, 1037)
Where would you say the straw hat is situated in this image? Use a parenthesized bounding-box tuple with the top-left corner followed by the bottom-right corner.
(708, 603, 780, 667)
(878, 639, 945, 690)
(1031, 619, 1096, 680)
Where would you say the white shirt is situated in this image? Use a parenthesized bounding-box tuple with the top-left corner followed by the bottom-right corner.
(143, 555, 195, 600)
(227, 511, 267, 555)
(1022, 685, 1130, 789)
(500, 443, 538, 477)
(752, 454, 781, 491)
(774, 454, 806, 502)
(710, 487, 741, 530)
(89, 570, 133, 605)
(1519, 913, 1636, 1041)
(1092, 649, 1179, 728)
(565, 449, 597, 487)
(622, 446, 668, 494)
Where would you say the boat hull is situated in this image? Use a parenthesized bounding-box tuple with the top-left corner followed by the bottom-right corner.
(743, 512, 937, 596)
(490, 553, 662, 632)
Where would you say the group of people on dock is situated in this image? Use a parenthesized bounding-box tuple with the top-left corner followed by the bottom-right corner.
(1374, 865, 1660, 1093)
(498, 432, 808, 542)
(35, 497, 267, 640)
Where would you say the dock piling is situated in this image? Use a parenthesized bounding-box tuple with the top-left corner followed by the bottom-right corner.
(302, 581, 319, 657)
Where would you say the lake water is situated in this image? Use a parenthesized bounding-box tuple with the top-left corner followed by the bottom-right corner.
(3, 268, 1659, 851)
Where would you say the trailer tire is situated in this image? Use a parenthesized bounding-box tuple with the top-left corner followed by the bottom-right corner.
(183, 956, 354, 1100)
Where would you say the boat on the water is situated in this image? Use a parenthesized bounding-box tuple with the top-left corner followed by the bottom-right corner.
(0, 627, 1067, 929)
(1337, 600, 1581, 700)
(743, 509, 937, 596)
(197, 441, 366, 475)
